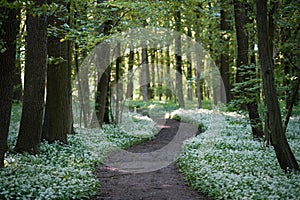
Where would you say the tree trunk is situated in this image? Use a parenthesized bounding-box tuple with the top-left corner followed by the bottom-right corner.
(15, 0, 47, 153)
(165, 46, 172, 100)
(141, 47, 150, 101)
(90, 44, 111, 127)
(114, 43, 122, 124)
(256, 0, 299, 171)
(126, 50, 134, 99)
(157, 49, 163, 100)
(220, 8, 231, 104)
(234, 0, 264, 138)
(43, 0, 73, 143)
(175, 10, 185, 108)
(75, 45, 90, 128)
(187, 27, 193, 101)
(195, 10, 202, 109)
(150, 48, 155, 99)
(0, 1, 19, 167)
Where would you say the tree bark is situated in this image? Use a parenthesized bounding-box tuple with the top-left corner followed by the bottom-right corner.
(15, 0, 47, 153)
(150, 48, 155, 99)
(126, 50, 134, 99)
(165, 46, 172, 100)
(220, 8, 231, 104)
(114, 43, 122, 124)
(157, 49, 163, 100)
(0, 1, 19, 167)
(195, 8, 202, 109)
(141, 47, 150, 101)
(91, 44, 111, 127)
(187, 27, 193, 101)
(175, 10, 185, 108)
(42, 0, 73, 143)
(256, 0, 299, 171)
(234, 0, 264, 138)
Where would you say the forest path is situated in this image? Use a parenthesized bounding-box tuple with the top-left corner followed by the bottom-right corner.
(92, 117, 209, 200)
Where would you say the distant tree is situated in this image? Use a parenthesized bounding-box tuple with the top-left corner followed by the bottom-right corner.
(256, 0, 299, 171)
(194, 5, 202, 109)
(126, 49, 134, 99)
(175, 9, 185, 108)
(42, 0, 73, 143)
(141, 46, 150, 101)
(186, 27, 193, 101)
(0, 1, 20, 167)
(15, 0, 47, 153)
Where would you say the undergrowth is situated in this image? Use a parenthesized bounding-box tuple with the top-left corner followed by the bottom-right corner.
(1, 104, 157, 200)
(175, 109, 300, 200)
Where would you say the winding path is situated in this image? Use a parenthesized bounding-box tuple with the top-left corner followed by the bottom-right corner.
(92, 118, 209, 200)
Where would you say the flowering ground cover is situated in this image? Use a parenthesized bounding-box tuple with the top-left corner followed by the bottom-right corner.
(1, 105, 157, 199)
(174, 109, 300, 199)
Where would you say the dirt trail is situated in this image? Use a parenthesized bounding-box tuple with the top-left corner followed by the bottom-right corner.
(92, 118, 209, 200)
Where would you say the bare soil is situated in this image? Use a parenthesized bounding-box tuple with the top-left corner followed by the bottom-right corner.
(92, 118, 209, 200)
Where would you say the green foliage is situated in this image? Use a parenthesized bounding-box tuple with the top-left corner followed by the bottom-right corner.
(172, 114, 181, 121)
(230, 64, 261, 109)
(175, 109, 300, 199)
(128, 100, 180, 115)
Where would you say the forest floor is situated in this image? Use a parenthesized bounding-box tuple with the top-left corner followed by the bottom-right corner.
(92, 117, 209, 200)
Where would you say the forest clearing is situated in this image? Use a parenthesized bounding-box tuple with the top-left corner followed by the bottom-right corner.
(1, 0, 299, 199)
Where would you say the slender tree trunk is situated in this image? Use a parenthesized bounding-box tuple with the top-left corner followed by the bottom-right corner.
(75, 45, 90, 128)
(187, 27, 193, 101)
(220, 8, 231, 104)
(114, 43, 122, 124)
(165, 46, 172, 100)
(42, 0, 73, 143)
(0, 1, 19, 168)
(175, 10, 185, 108)
(141, 47, 150, 101)
(150, 48, 155, 99)
(15, 0, 47, 153)
(234, 0, 264, 138)
(195, 11, 202, 109)
(157, 49, 163, 100)
(256, 0, 299, 171)
(126, 50, 134, 99)
(91, 43, 111, 127)
(283, 70, 300, 134)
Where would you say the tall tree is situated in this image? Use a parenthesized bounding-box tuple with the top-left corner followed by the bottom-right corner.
(15, 0, 47, 153)
(220, 1, 231, 104)
(126, 49, 134, 99)
(91, 43, 111, 127)
(42, 0, 73, 143)
(234, 0, 264, 138)
(187, 26, 193, 101)
(165, 46, 173, 100)
(195, 5, 202, 109)
(175, 9, 185, 108)
(0, 1, 20, 167)
(141, 46, 150, 101)
(256, 0, 299, 171)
